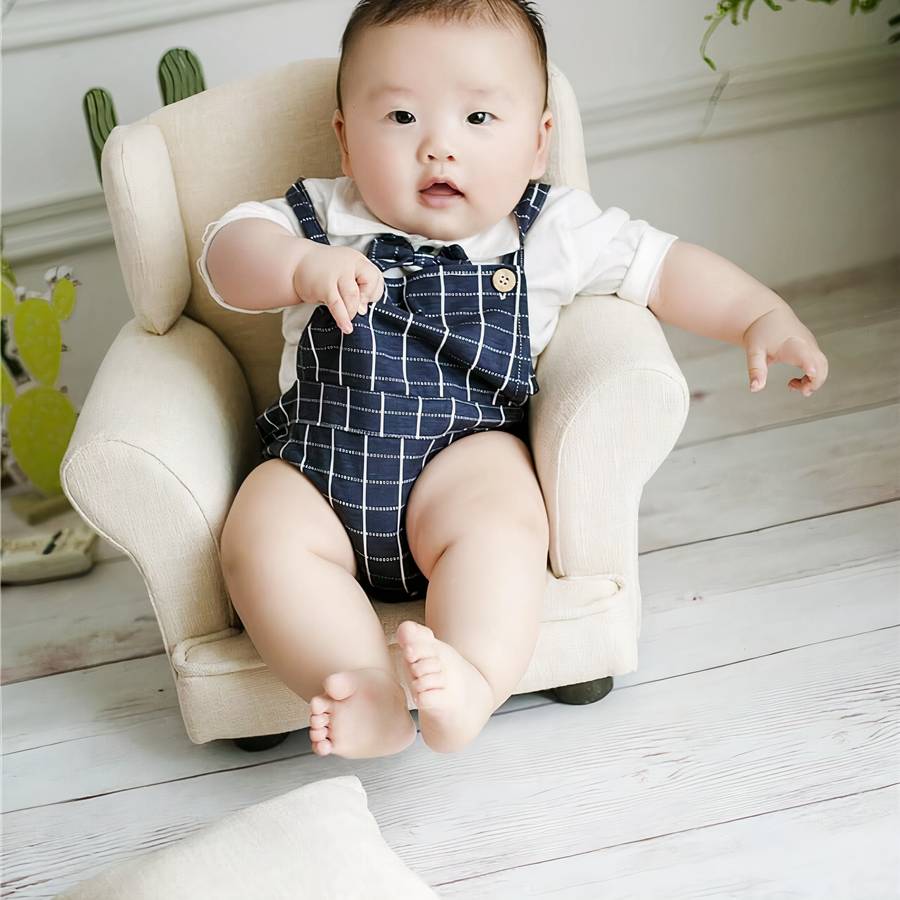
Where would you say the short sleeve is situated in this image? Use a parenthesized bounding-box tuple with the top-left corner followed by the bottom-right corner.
(558, 187, 678, 308)
(196, 199, 300, 314)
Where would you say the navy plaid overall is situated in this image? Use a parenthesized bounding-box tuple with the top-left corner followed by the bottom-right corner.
(255, 178, 551, 602)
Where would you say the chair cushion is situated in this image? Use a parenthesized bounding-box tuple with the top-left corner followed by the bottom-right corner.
(55, 775, 438, 899)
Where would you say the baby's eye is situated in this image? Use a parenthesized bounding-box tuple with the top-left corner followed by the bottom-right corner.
(386, 110, 495, 126)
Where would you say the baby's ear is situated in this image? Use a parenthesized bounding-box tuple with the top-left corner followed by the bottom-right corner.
(531, 110, 553, 179)
(331, 109, 353, 178)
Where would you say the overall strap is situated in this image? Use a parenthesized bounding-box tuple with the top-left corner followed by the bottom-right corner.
(503, 180, 551, 266)
(284, 179, 330, 245)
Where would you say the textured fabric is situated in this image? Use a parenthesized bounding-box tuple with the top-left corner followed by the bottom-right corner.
(55, 776, 438, 899)
(255, 179, 549, 601)
(100, 123, 192, 335)
(59, 317, 256, 653)
(195, 175, 679, 396)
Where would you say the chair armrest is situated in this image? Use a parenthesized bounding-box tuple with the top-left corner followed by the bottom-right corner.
(60, 315, 258, 657)
(530, 296, 689, 580)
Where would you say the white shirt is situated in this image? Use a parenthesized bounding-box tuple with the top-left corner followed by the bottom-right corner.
(196, 176, 678, 395)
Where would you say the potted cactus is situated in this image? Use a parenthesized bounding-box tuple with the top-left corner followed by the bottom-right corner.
(0, 249, 79, 501)
(0, 48, 208, 513)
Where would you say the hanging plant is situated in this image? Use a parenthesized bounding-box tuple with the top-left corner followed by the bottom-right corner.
(701, 0, 899, 70)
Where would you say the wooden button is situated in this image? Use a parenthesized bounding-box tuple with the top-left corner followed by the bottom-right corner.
(491, 268, 517, 293)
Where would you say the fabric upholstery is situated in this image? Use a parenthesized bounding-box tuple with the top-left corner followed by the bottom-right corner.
(55, 776, 438, 899)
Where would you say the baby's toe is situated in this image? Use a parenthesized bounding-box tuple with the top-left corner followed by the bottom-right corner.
(323, 670, 358, 701)
(396, 620, 423, 646)
(397, 621, 436, 660)
(409, 656, 441, 678)
(309, 712, 329, 729)
(310, 694, 331, 716)
(413, 671, 445, 693)
(309, 726, 329, 742)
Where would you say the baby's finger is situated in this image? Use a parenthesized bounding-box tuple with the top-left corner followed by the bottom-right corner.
(745, 344, 768, 392)
(326, 288, 354, 335)
(789, 373, 819, 397)
(815, 351, 829, 387)
(356, 262, 385, 305)
(806, 349, 828, 390)
(794, 349, 824, 396)
(337, 272, 361, 319)
(353, 274, 369, 316)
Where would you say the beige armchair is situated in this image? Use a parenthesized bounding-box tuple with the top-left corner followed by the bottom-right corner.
(60, 58, 689, 749)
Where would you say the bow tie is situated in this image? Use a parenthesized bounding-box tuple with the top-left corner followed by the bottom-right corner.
(366, 232, 471, 272)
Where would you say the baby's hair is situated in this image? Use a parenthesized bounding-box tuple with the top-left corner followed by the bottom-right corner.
(336, 0, 549, 114)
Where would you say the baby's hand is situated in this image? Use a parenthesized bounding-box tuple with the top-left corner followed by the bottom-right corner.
(742, 306, 829, 397)
(292, 242, 385, 334)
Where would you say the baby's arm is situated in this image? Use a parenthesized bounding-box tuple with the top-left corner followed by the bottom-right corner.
(648, 241, 828, 394)
(205, 218, 313, 312)
(205, 217, 385, 334)
(648, 241, 788, 344)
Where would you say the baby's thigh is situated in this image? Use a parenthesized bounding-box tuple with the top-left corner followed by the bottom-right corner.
(405, 430, 549, 579)
(219, 458, 357, 580)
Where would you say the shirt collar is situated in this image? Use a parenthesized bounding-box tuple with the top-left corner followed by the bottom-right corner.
(325, 176, 522, 260)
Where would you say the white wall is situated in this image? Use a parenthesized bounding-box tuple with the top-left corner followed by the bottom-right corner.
(2, 0, 898, 410)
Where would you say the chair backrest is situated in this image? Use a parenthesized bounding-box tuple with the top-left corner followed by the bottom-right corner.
(112, 57, 591, 415)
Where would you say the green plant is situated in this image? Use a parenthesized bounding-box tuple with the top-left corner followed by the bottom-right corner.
(701, 0, 899, 70)
(1, 246, 80, 496)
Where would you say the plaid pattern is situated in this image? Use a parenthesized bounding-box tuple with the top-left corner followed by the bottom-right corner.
(256, 179, 550, 602)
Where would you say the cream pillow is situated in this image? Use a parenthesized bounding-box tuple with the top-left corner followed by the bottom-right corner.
(56, 775, 438, 899)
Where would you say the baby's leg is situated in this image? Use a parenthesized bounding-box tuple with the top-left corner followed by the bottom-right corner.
(219, 458, 415, 759)
(399, 430, 550, 753)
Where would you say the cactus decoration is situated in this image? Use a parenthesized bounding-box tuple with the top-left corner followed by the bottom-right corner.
(158, 47, 207, 105)
(83, 88, 119, 185)
(83, 48, 206, 184)
(0, 48, 209, 493)
(1, 243, 80, 496)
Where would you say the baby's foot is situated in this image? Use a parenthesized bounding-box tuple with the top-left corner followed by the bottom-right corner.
(396, 621, 496, 754)
(308, 667, 417, 759)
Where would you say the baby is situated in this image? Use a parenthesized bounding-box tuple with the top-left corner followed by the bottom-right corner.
(201, 0, 829, 761)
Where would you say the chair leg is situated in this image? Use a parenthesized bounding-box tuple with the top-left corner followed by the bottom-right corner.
(232, 731, 291, 752)
(551, 676, 614, 705)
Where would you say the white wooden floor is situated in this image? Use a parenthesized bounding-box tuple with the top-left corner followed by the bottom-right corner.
(3, 257, 899, 899)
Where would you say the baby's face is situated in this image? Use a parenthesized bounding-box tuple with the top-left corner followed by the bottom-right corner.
(332, 18, 552, 242)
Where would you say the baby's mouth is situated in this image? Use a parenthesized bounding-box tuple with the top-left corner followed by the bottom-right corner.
(420, 182, 463, 197)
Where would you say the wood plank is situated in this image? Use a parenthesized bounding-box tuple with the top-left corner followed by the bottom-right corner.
(4, 523, 897, 811)
(640, 404, 900, 552)
(1, 556, 163, 685)
(778, 255, 899, 335)
(637, 500, 898, 600)
(674, 320, 900, 445)
(439, 784, 900, 898)
(3, 627, 897, 896)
